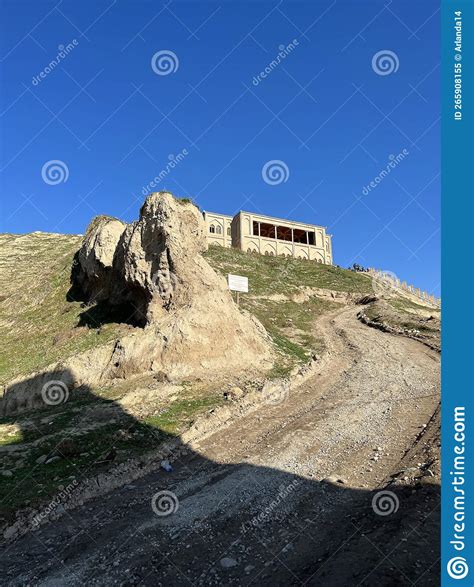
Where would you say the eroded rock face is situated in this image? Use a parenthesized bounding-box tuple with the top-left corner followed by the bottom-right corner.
(71, 192, 272, 380)
(73, 194, 215, 325)
(0, 197, 272, 417)
(71, 216, 127, 310)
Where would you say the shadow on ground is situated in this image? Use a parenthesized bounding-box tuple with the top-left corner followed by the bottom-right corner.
(0, 369, 440, 586)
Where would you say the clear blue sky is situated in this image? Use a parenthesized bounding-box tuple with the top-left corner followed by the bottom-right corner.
(0, 0, 440, 294)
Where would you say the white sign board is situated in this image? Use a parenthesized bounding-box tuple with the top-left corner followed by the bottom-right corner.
(228, 274, 248, 293)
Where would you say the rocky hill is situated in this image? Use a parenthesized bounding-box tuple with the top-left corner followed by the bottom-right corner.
(0, 193, 440, 565)
(1, 193, 273, 417)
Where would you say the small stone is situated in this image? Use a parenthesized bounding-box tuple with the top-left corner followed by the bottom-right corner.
(36, 455, 48, 464)
(244, 564, 255, 573)
(220, 557, 238, 569)
(1, 470, 13, 477)
(322, 476, 345, 484)
(225, 387, 244, 401)
(3, 525, 17, 540)
(160, 460, 172, 472)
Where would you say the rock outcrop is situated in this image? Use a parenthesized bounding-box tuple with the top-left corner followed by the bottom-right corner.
(71, 192, 272, 380)
(71, 195, 207, 326)
(1, 193, 272, 416)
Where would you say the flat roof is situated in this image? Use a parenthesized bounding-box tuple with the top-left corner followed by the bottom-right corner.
(238, 210, 327, 231)
(202, 211, 233, 219)
(203, 209, 330, 232)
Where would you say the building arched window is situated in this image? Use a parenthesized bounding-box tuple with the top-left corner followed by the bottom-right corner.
(209, 225, 215, 234)
(227, 227, 231, 236)
(216, 225, 222, 235)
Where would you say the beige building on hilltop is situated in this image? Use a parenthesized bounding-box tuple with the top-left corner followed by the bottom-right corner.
(203, 210, 333, 264)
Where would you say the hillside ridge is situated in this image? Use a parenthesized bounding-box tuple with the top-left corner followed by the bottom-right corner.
(0, 198, 439, 536)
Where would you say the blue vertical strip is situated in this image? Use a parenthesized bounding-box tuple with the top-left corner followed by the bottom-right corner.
(442, 0, 474, 585)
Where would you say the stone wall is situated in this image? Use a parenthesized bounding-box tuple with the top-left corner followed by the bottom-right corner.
(368, 269, 441, 308)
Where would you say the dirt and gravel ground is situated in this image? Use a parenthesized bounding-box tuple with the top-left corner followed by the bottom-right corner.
(0, 306, 440, 586)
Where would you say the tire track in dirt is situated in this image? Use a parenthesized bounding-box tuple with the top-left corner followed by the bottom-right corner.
(1, 306, 440, 586)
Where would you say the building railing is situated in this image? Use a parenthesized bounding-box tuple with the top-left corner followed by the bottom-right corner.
(254, 234, 326, 250)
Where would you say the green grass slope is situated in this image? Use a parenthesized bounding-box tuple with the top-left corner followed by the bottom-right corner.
(204, 245, 372, 375)
(0, 233, 130, 385)
(204, 244, 372, 296)
(0, 235, 376, 520)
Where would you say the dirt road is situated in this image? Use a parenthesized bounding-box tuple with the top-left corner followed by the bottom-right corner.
(1, 307, 440, 586)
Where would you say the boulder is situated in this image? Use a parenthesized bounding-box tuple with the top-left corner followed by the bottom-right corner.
(71, 192, 272, 381)
(1, 193, 272, 417)
(71, 216, 126, 306)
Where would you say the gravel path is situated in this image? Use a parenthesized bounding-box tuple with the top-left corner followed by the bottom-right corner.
(1, 307, 440, 586)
